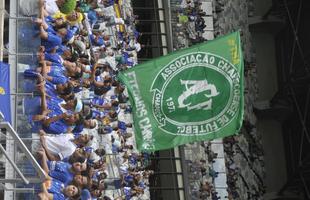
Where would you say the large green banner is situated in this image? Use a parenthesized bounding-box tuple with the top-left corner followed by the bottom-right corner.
(117, 31, 244, 152)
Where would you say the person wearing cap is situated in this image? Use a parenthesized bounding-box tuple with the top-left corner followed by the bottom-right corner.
(59, 97, 84, 113)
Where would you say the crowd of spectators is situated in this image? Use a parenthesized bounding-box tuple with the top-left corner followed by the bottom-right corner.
(185, 141, 223, 200)
(171, 0, 209, 49)
(223, 126, 265, 200)
(211, 0, 265, 198)
(11, 0, 266, 199)
(18, 0, 153, 199)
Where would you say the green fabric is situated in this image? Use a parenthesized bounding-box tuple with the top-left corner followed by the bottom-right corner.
(117, 31, 244, 152)
(178, 15, 189, 23)
(59, 0, 77, 14)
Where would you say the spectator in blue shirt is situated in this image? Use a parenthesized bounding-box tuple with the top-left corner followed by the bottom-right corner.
(39, 148, 87, 185)
(37, 148, 82, 200)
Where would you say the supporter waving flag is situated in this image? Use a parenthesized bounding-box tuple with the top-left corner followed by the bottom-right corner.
(117, 31, 244, 152)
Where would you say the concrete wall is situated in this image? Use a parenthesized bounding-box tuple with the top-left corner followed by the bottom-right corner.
(252, 0, 287, 195)
(253, 0, 272, 16)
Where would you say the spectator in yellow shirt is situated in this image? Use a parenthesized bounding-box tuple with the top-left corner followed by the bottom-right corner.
(53, 10, 84, 26)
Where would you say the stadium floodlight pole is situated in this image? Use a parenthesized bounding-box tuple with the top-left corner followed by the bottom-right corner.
(0, 143, 29, 185)
(0, 122, 47, 182)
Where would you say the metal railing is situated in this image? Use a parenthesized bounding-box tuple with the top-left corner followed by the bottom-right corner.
(0, 120, 47, 185)
(0, 111, 46, 196)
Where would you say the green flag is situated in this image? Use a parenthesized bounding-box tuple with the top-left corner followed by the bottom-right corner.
(117, 31, 244, 152)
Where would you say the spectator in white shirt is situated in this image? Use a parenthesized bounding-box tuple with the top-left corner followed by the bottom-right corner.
(39, 130, 93, 161)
